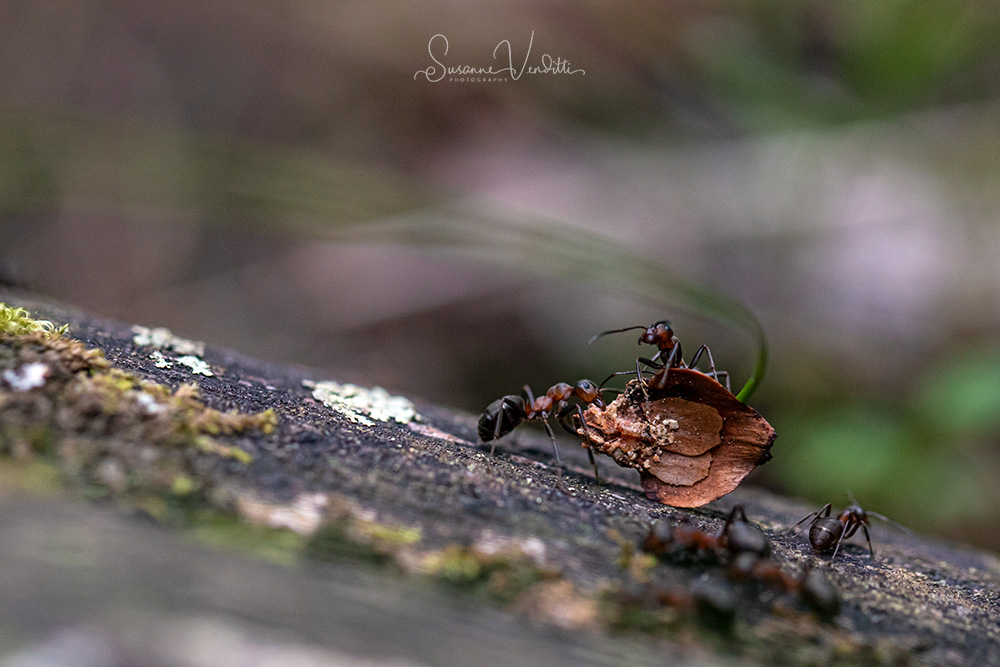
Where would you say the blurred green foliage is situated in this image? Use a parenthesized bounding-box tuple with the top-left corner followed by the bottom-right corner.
(775, 345, 1000, 528)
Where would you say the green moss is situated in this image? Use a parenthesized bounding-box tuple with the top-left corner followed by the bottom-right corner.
(604, 600, 679, 636)
(193, 436, 254, 464)
(0, 303, 67, 337)
(185, 516, 305, 567)
(423, 545, 552, 604)
(0, 305, 277, 523)
(0, 459, 64, 495)
(366, 523, 422, 546)
(305, 518, 393, 566)
(170, 474, 198, 496)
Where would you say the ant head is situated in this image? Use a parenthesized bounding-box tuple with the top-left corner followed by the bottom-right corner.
(477, 395, 525, 442)
(639, 320, 674, 347)
(573, 379, 601, 403)
(844, 505, 867, 522)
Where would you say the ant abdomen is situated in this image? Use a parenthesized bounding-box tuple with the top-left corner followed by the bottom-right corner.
(477, 395, 525, 443)
(725, 519, 771, 558)
(809, 517, 844, 553)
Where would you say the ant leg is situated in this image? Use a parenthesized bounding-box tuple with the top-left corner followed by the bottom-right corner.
(842, 521, 860, 540)
(522, 384, 536, 405)
(787, 512, 818, 535)
(586, 447, 599, 485)
(861, 524, 875, 559)
(634, 355, 666, 396)
(718, 504, 746, 538)
(788, 503, 831, 535)
(638, 356, 664, 370)
(557, 403, 586, 436)
(540, 418, 563, 468)
(633, 356, 664, 393)
(490, 396, 522, 456)
(598, 369, 646, 391)
(642, 343, 684, 396)
(688, 344, 707, 369)
(688, 345, 731, 392)
(598, 364, 657, 392)
(830, 522, 850, 561)
(558, 403, 600, 483)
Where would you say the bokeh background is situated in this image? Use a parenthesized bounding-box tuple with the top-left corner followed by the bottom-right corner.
(2, 2, 1000, 550)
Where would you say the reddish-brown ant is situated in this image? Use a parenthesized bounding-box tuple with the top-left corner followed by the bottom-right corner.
(642, 506, 840, 619)
(589, 320, 730, 394)
(643, 504, 770, 561)
(478, 379, 604, 477)
(790, 502, 910, 561)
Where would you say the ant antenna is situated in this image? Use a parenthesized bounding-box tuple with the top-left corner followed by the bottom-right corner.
(846, 492, 915, 537)
(588, 325, 648, 346)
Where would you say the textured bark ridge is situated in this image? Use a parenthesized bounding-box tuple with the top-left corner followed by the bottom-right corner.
(1, 288, 998, 667)
(581, 369, 776, 507)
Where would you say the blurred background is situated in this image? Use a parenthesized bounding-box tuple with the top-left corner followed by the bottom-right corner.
(2, 1, 1000, 550)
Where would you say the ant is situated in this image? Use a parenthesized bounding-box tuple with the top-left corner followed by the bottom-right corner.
(589, 320, 730, 394)
(644, 504, 770, 561)
(478, 379, 604, 479)
(789, 502, 910, 561)
(643, 506, 840, 620)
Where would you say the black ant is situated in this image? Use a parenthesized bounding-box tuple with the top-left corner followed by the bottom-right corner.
(789, 503, 910, 561)
(643, 506, 840, 620)
(644, 504, 770, 561)
(589, 320, 730, 394)
(478, 379, 604, 478)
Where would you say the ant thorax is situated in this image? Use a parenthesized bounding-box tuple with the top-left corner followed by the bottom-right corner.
(576, 368, 774, 508)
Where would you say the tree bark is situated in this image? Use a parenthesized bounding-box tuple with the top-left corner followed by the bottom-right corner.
(1, 288, 998, 667)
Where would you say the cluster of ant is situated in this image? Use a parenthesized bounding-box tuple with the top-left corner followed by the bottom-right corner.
(478, 320, 909, 576)
(477, 320, 724, 479)
(478, 319, 906, 564)
(638, 505, 840, 621)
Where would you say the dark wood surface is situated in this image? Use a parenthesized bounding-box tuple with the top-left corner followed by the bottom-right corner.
(1, 288, 998, 666)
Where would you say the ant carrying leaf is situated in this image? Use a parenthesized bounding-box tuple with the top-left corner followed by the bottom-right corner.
(590, 320, 730, 394)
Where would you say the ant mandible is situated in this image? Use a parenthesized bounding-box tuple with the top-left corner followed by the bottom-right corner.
(589, 320, 730, 394)
(789, 503, 906, 561)
(478, 379, 605, 479)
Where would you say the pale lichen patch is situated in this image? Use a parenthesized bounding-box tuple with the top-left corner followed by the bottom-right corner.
(131, 325, 206, 356)
(150, 351, 172, 369)
(304, 380, 420, 426)
(408, 422, 471, 444)
(235, 491, 331, 535)
(132, 326, 213, 376)
(2, 362, 49, 391)
(177, 355, 213, 377)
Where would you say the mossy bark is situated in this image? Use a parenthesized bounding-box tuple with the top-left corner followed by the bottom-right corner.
(1, 288, 998, 667)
